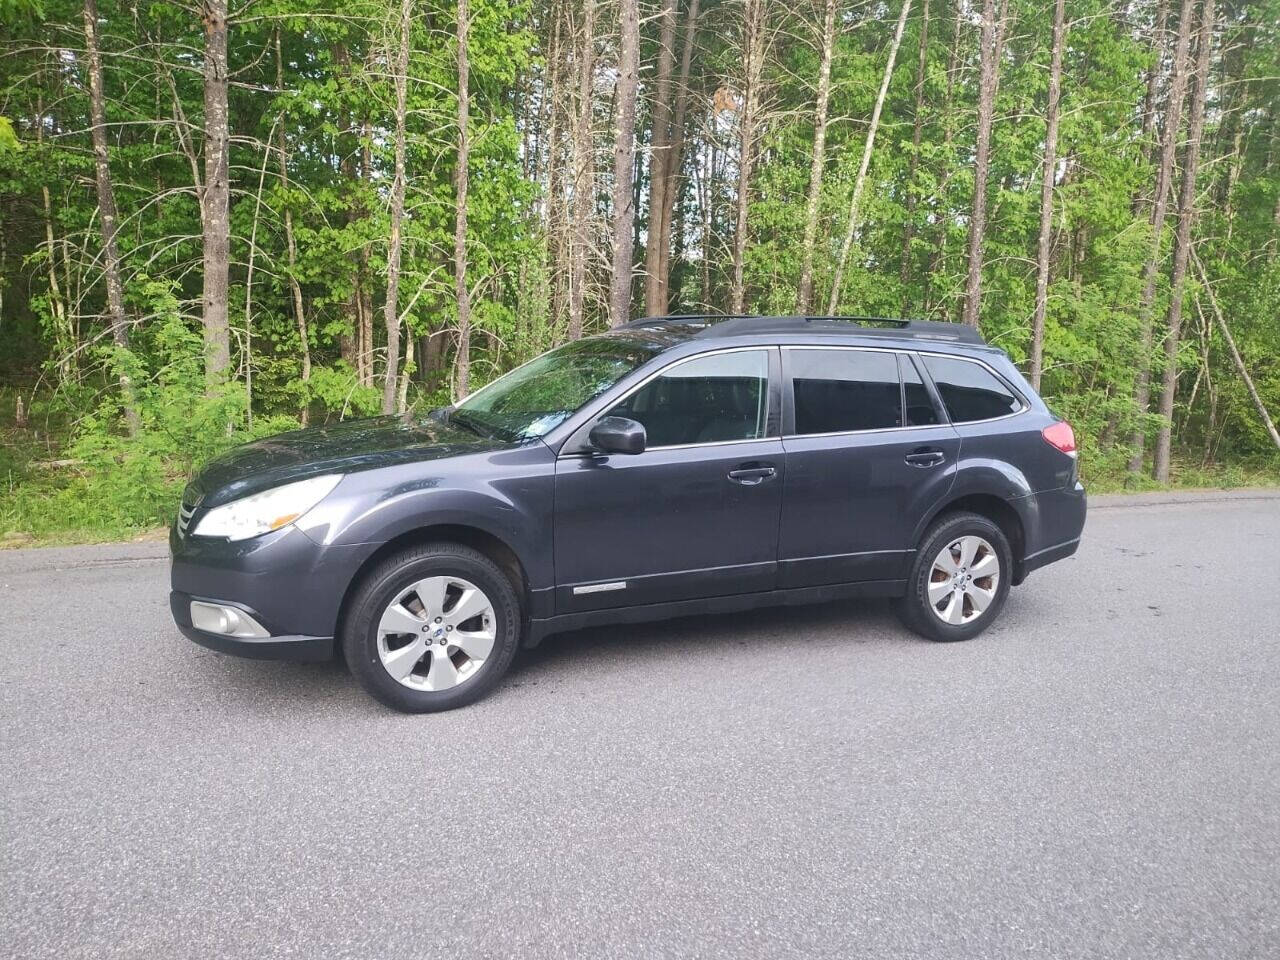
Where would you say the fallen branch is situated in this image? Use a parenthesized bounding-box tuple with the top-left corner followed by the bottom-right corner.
(1194, 251, 1280, 452)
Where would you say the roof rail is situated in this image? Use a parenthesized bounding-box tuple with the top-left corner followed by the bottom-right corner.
(627, 314, 986, 345)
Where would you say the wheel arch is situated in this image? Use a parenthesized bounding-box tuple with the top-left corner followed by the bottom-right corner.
(918, 493, 1028, 585)
(335, 524, 531, 652)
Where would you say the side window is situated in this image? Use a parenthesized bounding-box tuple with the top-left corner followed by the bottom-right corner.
(607, 350, 769, 447)
(789, 349, 902, 435)
(900, 354, 940, 426)
(922, 355, 1021, 423)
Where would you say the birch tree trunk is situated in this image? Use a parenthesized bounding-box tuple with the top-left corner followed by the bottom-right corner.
(35, 91, 72, 382)
(275, 31, 310, 405)
(730, 0, 768, 315)
(200, 0, 231, 390)
(1153, 0, 1214, 482)
(454, 0, 473, 395)
(82, 0, 139, 434)
(1029, 0, 1066, 389)
(568, 0, 596, 339)
(656, 0, 702, 305)
(643, 0, 677, 316)
(608, 0, 640, 327)
(1128, 0, 1195, 472)
(960, 0, 1005, 328)
(359, 116, 375, 386)
(826, 0, 913, 315)
(381, 0, 411, 414)
(796, 0, 838, 315)
(924, 10, 960, 313)
(899, 0, 930, 310)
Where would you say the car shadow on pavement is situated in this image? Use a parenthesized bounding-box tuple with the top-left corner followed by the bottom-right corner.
(183, 596, 946, 715)
(510, 596, 909, 679)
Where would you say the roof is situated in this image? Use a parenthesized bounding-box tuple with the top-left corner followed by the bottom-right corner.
(618, 314, 987, 346)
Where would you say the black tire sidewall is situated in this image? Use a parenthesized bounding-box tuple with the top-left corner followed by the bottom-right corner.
(342, 545, 521, 712)
(899, 512, 1012, 643)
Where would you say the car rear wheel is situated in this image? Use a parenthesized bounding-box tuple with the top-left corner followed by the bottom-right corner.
(342, 543, 521, 712)
(895, 512, 1012, 643)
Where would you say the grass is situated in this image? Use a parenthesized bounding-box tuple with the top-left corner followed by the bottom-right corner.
(3, 383, 1278, 548)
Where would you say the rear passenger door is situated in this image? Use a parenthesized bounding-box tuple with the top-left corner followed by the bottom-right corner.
(778, 348, 960, 588)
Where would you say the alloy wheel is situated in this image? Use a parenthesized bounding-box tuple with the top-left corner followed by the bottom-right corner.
(927, 535, 1000, 626)
(376, 576, 496, 691)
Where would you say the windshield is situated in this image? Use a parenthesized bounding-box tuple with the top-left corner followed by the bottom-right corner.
(451, 337, 664, 441)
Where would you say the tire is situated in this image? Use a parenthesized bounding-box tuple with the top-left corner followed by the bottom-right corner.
(895, 511, 1012, 643)
(342, 542, 522, 712)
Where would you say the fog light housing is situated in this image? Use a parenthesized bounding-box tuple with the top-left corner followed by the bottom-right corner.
(190, 601, 270, 639)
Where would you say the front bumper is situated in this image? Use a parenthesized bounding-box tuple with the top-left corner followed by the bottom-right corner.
(171, 593, 334, 661)
(170, 522, 377, 662)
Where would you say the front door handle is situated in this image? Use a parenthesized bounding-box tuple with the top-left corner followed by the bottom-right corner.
(905, 448, 946, 468)
(727, 464, 777, 485)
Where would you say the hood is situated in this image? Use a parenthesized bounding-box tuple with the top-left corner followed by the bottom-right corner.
(185, 413, 514, 508)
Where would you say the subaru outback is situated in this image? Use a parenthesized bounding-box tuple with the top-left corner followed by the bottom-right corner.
(170, 315, 1086, 712)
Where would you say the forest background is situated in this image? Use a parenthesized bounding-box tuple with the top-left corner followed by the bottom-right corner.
(1, 0, 1277, 542)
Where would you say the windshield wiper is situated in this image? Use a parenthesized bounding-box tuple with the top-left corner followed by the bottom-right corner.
(447, 409, 492, 439)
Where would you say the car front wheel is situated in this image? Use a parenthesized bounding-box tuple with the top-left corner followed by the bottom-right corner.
(895, 511, 1012, 643)
(342, 543, 521, 712)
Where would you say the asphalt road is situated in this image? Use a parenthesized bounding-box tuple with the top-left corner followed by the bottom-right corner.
(2, 490, 1278, 959)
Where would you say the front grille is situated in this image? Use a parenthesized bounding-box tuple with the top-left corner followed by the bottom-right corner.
(177, 501, 197, 537)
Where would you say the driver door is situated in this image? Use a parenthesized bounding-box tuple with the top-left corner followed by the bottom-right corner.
(552, 348, 784, 614)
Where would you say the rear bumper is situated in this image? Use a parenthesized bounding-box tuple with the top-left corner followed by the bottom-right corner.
(1014, 481, 1087, 582)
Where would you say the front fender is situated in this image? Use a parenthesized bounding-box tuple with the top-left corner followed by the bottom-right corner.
(294, 445, 556, 590)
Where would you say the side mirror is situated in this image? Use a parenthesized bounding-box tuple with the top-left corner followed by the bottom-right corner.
(588, 416, 646, 455)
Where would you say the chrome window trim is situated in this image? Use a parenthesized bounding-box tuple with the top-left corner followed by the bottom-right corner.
(557, 345, 777, 458)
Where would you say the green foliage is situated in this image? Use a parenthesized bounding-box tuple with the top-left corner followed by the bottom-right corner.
(1, 0, 1277, 543)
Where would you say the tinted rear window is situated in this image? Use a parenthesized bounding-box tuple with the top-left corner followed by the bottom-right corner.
(790, 349, 901, 434)
(922, 356, 1020, 423)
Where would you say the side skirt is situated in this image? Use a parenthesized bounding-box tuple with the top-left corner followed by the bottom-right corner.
(523, 579, 906, 648)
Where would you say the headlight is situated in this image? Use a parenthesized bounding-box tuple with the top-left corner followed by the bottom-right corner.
(192, 474, 343, 541)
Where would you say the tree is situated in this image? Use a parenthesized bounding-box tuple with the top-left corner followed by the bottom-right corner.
(382, 0, 412, 414)
(729, 0, 769, 314)
(960, 0, 1007, 329)
(609, 0, 640, 327)
(1153, 0, 1214, 482)
(795, 0, 838, 315)
(826, 0, 913, 315)
(568, 0, 596, 340)
(274, 30, 310, 414)
(200, 0, 231, 389)
(654, 0, 702, 310)
(898, 0, 930, 310)
(82, 0, 138, 433)
(1128, 0, 1196, 472)
(1029, 0, 1066, 389)
(455, 0, 473, 394)
(643, 0, 678, 315)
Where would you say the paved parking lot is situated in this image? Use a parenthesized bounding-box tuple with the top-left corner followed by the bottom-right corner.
(2, 490, 1277, 958)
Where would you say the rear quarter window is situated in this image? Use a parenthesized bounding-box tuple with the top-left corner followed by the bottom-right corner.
(922, 356, 1021, 423)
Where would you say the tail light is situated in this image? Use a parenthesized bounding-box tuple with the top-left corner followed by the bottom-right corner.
(1042, 420, 1077, 457)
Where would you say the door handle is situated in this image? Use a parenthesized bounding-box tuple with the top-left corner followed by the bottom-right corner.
(905, 449, 946, 468)
(727, 464, 777, 485)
